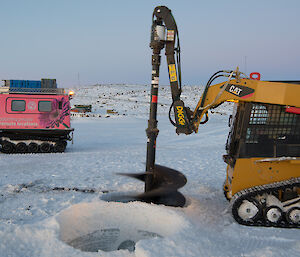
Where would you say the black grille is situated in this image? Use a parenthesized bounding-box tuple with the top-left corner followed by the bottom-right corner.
(241, 103, 300, 157)
(246, 104, 300, 144)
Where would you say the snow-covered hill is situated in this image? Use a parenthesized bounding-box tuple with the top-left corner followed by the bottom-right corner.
(0, 84, 299, 257)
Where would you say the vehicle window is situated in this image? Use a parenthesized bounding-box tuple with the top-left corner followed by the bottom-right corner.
(38, 101, 52, 112)
(240, 103, 300, 158)
(246, 104, 299, 143)
(11, 100, 26, 111)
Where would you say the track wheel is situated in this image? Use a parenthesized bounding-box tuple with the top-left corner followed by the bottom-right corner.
(286, 207, 300, 224)
(40, 143, 51, 153)
(28, 143, 39, 153)
(54, 141, 67, 152)
(265, 206, 283, 224)
(16, 142, 28, 153)
(1, 141, 14, 153)
(236, 198, 262, 222)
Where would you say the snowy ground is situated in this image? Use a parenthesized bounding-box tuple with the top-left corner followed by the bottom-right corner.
(0, 84, 299, 257)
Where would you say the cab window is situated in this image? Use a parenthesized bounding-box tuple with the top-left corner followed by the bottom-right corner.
(38, 101, 52, 112)
(11, 100, 26, 111)
(240, 103, 300, 158)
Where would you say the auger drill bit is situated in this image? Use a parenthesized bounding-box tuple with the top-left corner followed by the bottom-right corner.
(119, 164, 187, 207)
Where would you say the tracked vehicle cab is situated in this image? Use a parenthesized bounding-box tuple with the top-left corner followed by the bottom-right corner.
(0, 79, 74, 153)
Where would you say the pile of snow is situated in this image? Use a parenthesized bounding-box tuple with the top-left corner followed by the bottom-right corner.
(58, 201, 188, 253)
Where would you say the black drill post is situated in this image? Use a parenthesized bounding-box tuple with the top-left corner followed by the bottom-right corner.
(120, 6, 187, 207)
(145, 19, 165, 192)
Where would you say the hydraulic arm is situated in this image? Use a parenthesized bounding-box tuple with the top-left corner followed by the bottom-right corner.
(117, 6, 188, 208)
(140, 6, 190, 207)
(148, 6, 193, 137)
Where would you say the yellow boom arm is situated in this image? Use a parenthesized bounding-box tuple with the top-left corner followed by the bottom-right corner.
(192, 75, 300, 133)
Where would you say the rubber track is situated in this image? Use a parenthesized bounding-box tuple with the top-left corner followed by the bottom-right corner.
(0, 140, 67, 154)
(230, 177, 300, 228)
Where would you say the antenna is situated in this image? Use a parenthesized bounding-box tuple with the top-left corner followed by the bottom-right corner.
(77, 72, 81, 87)
(244, 56, 247, 75)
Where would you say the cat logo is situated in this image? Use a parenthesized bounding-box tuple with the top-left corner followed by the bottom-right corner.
(176, 106, 186, 125)
(228, 85, 242, 96)
(225, 84, 255, 99)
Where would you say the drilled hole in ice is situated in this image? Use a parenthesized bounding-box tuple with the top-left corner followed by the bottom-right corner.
(57, 201, 186, 253)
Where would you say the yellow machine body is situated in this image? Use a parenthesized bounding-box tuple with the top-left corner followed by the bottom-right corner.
(225, 158, 300, 199)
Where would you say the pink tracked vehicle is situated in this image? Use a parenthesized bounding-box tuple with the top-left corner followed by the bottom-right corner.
(0, 79, 74, 153)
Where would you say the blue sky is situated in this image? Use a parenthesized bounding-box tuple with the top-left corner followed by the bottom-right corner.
(0, 0, 299, 87)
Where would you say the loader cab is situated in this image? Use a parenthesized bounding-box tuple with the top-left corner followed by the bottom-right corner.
(225, 102, 300, 165)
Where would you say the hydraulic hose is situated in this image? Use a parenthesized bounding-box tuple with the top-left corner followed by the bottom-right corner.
(200, 70, 233, 108)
